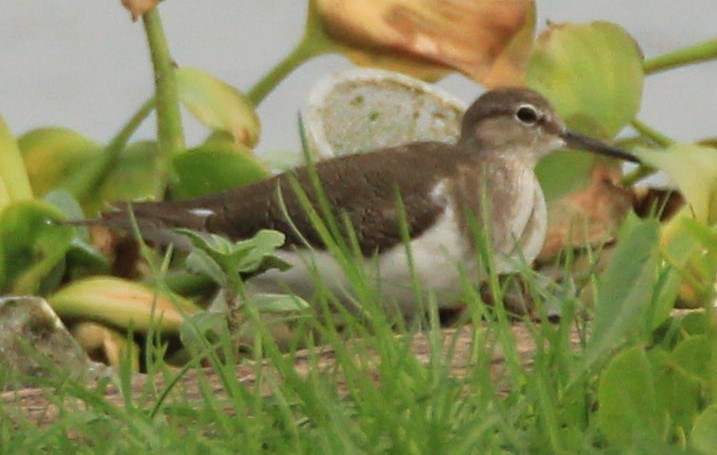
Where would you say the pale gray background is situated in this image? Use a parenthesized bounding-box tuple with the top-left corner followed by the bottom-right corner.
(2, 1, 716, 157)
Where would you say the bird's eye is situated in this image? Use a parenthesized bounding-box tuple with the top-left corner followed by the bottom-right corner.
(515, 104, 540, 125)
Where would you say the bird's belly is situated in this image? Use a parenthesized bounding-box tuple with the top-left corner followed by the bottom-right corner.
(245, 208, 476, 317)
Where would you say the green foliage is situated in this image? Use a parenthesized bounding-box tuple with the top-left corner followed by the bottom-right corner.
(580, 219, 661, 374)
(636, 144, 717, 223)
(596, 317, 717, 453)
(2, 3, 717, 452)
(528, 21, 644, 201)
(0, 200, 73, 294)
(18, 127, 102, 197)
(598, 345, 666, 447)
(0, 113, 33, 205)
(180, 229, 290, 295)
(171, 139, 269, 199)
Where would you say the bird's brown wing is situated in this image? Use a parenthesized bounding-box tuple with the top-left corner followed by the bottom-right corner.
(103, 142, 462, 256)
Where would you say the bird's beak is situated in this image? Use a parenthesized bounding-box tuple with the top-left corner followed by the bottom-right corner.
(561, 129, 641, 164)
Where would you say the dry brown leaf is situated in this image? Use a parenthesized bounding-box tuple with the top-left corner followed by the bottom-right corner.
(538, 164, 633, 262)
(121, 0, 162, 20)
(314, 0, 535, 86)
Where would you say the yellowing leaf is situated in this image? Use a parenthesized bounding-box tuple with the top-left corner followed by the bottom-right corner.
(635, 144, 717, 223)
(176, 67, 260, 147)
(527, 21, 643, 138)
(49, 276, 200, 333)
(18, 127, 101, 197)
(0, 114, 33, 204)
(71, 321, 140, 370)
(312, 0, 535, 86)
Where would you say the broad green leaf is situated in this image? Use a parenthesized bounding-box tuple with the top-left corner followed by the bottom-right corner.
(176, 67, 260, 146)
(527, 21, 643, 138)
(691, 405, 717, 454)
(82, 140, 164, 215)
(672, 335, 711, 385)
(581, 219, 660, 372)
(49, 276, 200, 333)
(598, 345, 666, 448)
(0, 113, 33, 204)
(529, 21, 643, 200)
(635, 144, 717, 223)
(44, 189, 86, 222)
(18, 127, 101, 197)
(171, 142, 269, 200)
(0, 200, 73, 294)
(652, 336, 709, 436)
(44, 189, 110, 279)
(534, 150, 595, 201)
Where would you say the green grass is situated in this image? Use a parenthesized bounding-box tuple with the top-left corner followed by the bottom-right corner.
(2, 214, 716, 453)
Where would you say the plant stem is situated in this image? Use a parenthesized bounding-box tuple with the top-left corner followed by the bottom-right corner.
(109, 98, 156, 153)
(622, 166, 656, 187)
(620, 119, 674, 186)
(66, 99, 156, 203)
(142, 8, 185, 171)
(644, 38, 717, 74)
(247, 38, 333, 106)
(631, 119, 674, 148)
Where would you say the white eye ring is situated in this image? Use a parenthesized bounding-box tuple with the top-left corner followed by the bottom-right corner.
(515, 104, 540, 125)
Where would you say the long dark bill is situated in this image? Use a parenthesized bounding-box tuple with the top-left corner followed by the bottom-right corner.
(562, 129, 641, 164)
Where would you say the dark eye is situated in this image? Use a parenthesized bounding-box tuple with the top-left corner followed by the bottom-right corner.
(515, 104, 540, 125)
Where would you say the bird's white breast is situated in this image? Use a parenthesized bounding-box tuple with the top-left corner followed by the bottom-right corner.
(245, 175, 546, 317)
(245, 181, 476, 315)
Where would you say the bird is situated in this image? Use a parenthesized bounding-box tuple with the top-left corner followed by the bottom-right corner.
(94, 88, 640, 317)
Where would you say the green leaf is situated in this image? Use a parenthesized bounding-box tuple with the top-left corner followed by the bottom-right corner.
(0, 200, 74, 294)
(82, 140, 164, 215)
(235, 230, 288, 273)
(178, 229, 289, 298)
(171, 141, 269, 200)
(534, 150, 595, 201)
(18, 127, 101, 197)
(635, 144, 717, 223)
(185, 247, 228, 290)
(597, 345, 666, 448)
(691, 405, 717, 454)
(0, 113, 33, 204)
(44, 189, 110, 278)
(176, 67, 260, 147)
(527, 21, 643, 138)
(652, 336, 709, 436)
(529, 21, 643, 200)
(671, 335, 712, 385)
(581, 219, 660, 372)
